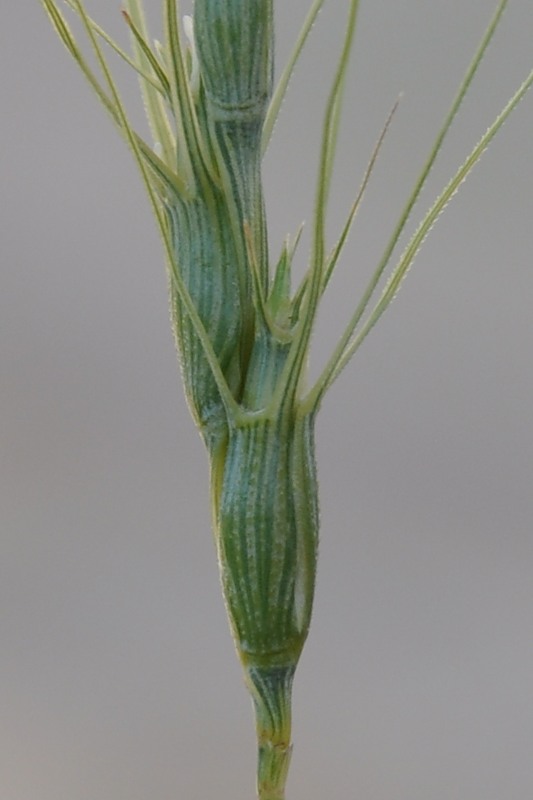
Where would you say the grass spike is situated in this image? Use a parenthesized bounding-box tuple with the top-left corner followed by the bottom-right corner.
(39, 2, 533, 796)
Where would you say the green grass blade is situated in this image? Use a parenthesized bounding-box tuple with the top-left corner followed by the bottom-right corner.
(306, 63, 533, 408)
(305, 0, 511, 410)
(122, 8, 171, 97)
(321, 95, 400, 293)
(273, 0, 360, 412)
(376, 0, 508, 262)
(363, 0, 510, 315)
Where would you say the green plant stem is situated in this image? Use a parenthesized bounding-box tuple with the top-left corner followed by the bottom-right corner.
(248, 665, 295, 800)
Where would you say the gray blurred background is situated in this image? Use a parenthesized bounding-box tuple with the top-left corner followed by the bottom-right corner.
(2, 1, 533, 798)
